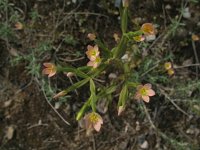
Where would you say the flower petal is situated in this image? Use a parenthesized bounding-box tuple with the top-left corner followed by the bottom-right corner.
(136, 85, 143, 90)
(134, 93, 141, 100)
(144, 83, 152, 89)
(87, 61, 94, 67)
(89, 56, 96, 61)
(93, 62, 98, 68)
(93, 121, 102, 132)
(87, 45, 93, 51)
(94, 45, 99, 51)
(84, 114, 92, 129)
(142, 95, 150, 103)
(141, 23, 155, 35)
(43, 63, 53, 68)
(48, 71, 56, 77)
(42, 68, 51, 75)
(147, 89, 155, 96)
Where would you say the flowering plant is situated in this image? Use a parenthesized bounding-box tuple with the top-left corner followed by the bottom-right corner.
(42, 0, 156, 133)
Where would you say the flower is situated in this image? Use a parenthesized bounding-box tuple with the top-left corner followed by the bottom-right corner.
(87, 56, 101, 68)
(133, 35, 145, 42)
(87, 33, 96, 41)
(84, 112, 103, 132)
(164, 62, 172, 70)
(141, 23, 155, 35)
(42, 63, 57, 77)
(15, 22, 23, 30)
(167, 68, 175, 76)
(164, 62, 174, 76)
(86, 45, 100, 61)
(192, 34, 199, 41)
(135, 84, 155, 103)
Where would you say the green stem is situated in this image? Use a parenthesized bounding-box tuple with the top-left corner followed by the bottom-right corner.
(112, 35, 128, 59)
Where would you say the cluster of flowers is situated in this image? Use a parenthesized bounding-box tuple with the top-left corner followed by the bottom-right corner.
(133, 23, 156, 42)
(42, 62, 155, 133)
(164, 62, 174, 76)
(42, 22, 157, 133)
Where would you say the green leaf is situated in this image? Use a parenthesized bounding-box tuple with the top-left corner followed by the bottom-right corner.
(105, 85, 117, 95)
(94, 39, 112, 58)
(112, 35, 128, 58)
(98, 85, 117, 98)
(90, 93, 97, 112)
(118, 84, 128, 107)
(127, 82, 139, 88)
(64, 78, 90, 94)
(121, 7, 128, 33)
(90, 79, 96, 94)
(76, 99, 90, 120)
(57, 65, 89, 78)
(89, 79, 96, 111)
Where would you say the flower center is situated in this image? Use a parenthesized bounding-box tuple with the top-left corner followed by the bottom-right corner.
(140, 88, 147, 96)
(89, 113, 99, 123)
(91, 50, 96, 56)
(94, 57, 101, 63)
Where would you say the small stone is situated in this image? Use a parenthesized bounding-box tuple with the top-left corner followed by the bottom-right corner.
(140, 140, 149, 149)
(72, 0, 77, 4)
(165, 4, 171, 9)
(135, 121, 140, 131)
(108, 73, 117, 79)
(119, 141, 128, 150)
(4, 100, 12, 108)
(183, 7, 191, 19)
(121, 54, 130, 62)
(186, 126, 200, 136)
(55, 102, 61, 109)
(5, 126, 15, 140)
(38, 119, 42, 125)
(145, 34, 156, 41)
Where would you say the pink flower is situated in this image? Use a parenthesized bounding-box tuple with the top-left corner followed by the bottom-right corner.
(133, 35, 145, 42)
(42, 63, 56, 77)
(192, 34, 199, 41)
(86, 45, 100, 61)
(87, 33, 96, 41)
(87, 56, 101, 69)
(135, 84, 155, 103)
(141, 23, 156, 35)
(84, 112, 103, 132)
(15, 22, 23, 30)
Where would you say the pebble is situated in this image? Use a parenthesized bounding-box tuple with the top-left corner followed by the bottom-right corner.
(183, 7, 191, 19)
(108, 73, 117, 79)
(140, 140, 149, 149)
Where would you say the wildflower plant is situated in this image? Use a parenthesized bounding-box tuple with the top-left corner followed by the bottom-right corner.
(42, 1, 156, 133)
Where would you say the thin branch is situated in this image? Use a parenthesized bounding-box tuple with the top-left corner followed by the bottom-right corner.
(157, 85, 190, 117)
(35, 78, 71, 126)
(174, 63, 200, 69)
(192, 41, 199, 79)
(59, 57, 85, 62)
(141, 61, 160, 77)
